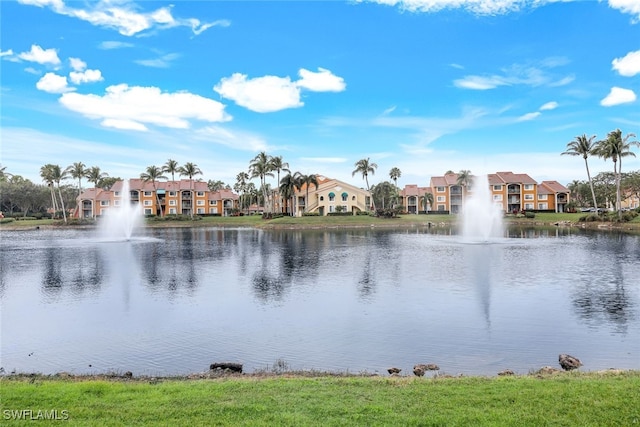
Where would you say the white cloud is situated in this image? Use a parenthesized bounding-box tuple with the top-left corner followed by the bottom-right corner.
(517, 112, 541, 122)
(135, 53, 180, 68)
(539, 101, 558, 111)
(98, 41, 134, 50)
(59, 84, 231, 131)
(600, 87, 637, 106)
(69, 69, 103, 84)
(69, 57, 86, 71)
(17, 0, 229, 36)
(36, 72, 74, 93)
(18, 45, 60, 65)
(214, 73, 303, 113)
(612, 50, 640, 77)
(297, 68, 346, 92)
(454, 58, 572, 90)
(0, 49, 14, 57)
(300, 157, 348, 163)
(195, 126, 271, 152)
(608, 0, 640, 23)
(356, 0, 562, 15)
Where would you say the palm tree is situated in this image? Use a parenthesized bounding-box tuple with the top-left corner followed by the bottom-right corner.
(249, 152, 274, 213)
(178, 162, 202, 219)
(163, 159, 180, 182)
(562, 134, 599, 211)
(65, 162, 87, 216)
(140, 165, 167, 217)
(279, 173, 297, 216)
(352, 158, 377, 210)
(40, 164, 58, 218)
(86, 166, 108, 218)
(51, 165, 68, 223)
(420, 192, 433, 212)
(295, 173, 318, 213)
(595, 129, 638, 216)
(389, 167, 401, 207)
(270, 156, 290, 213)
(234, 171, 250, 214)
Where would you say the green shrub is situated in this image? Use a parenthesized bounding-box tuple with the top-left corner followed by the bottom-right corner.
(302, 212, 319, 216)
(524, 211, 535, 219)
(0, 218, 15, 224)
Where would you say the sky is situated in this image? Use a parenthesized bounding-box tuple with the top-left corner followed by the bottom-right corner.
(1, 0, 639, 190)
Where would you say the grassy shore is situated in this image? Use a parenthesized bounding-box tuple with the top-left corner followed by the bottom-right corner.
(2, 211, 639, 231)
(2, 371, 639, 426)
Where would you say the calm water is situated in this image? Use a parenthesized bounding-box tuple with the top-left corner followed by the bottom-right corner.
(1, 226, 639, 376)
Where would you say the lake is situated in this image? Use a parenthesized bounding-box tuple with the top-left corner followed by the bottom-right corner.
(1, 226, 638, 376)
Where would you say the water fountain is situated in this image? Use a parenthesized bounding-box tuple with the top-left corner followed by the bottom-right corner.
(460, 174, 504, 242)
(97, 179, 143, 241)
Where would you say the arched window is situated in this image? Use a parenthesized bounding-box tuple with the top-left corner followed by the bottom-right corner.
(328, 192, 335, 201)
(341, 192, 348, 202)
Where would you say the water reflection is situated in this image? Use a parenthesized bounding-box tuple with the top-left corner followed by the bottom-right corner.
(1, 227, 638, 376)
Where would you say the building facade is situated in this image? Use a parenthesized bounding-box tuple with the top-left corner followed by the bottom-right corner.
(76, 179, 239, 218)
(292, 176, 371, 216)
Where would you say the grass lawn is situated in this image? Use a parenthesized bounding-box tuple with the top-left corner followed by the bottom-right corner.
(2, 371, 639, 426)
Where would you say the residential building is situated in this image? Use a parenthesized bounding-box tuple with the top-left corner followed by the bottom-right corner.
(399, 184, 432, 214)
(76, 179, 238, 218)
(404, 171, 570, 215)
(293, 175, 371, 216)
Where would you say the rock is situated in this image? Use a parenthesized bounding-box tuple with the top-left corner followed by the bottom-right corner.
(558, 354, 582, 371)
(387, 367, 401, 375)
(498, 369, 515, 376)
(209, 362, 243, 373)
(537, 366, 561, 375)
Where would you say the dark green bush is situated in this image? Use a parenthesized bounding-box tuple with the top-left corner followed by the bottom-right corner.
(524, 211, 535, 219)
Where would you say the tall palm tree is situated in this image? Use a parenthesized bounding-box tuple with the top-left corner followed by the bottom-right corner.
(279, 173, 297, 216)
(295, 173, 319, 213)
(51, 164, 68, 223)
(456, 169, 472, 212)
(595, 129, 638, 216)
(249, 152, 274, 213)
(140, 165, 167, 217)
(163, 159, 180, 182)
(389, 167, 401, 207)
(65, 162, 87, 216)
(352, 157, 377, 210)
(270, 156, 290, 213)
(40, 164, 58, 218)
(420, 192, 434, 212)
(562, 134, 599, 211)
(234, 171, 250, 214)
(178, 162, 202, 219)
(86, 166, 109, 218)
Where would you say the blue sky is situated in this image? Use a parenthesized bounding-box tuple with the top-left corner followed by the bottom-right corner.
(1, 0, 639, 189)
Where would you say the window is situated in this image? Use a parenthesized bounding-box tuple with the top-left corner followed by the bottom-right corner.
(100, 200, 109, 206)
(169, 200, 176, 206)
(169, 191, 176, 197)
(196, 191, 205, 197)
(320, 196, 324, 201)
(144, 191, 152, 197)
(493, 185, 502, 191)
(524, 194, 534, 200)
(212, 200, 218, 205)
(197, 208, 205, 214)
(437, 196, 446, 202)
(114, 191, 120, 197)
(169, 208, 176, 214)
(342, 205, 348, 212)
(524, 184, 534, 190)
(144, 200, 152, 206)
(352, 196, 356, 201)
(197, 200, 205, 206)
(329, 192, 335, 202)
(437, 204, 446, 211)
(538, 194, 548, 200)
(144, 208, 152, 215)
(538, 203, 548, 210)
(493, 194, 503, 201)
(329, 205, 335, 213)
(436, 186, 445, 192)
(524, 203, 534, 210)
(210, 207, 219, 214)
(341, 192, 348, 202)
